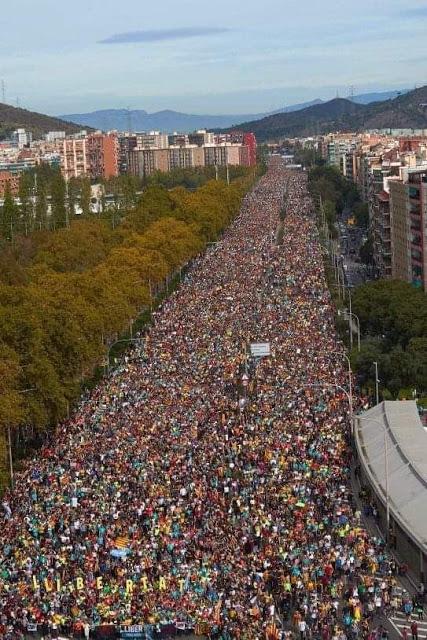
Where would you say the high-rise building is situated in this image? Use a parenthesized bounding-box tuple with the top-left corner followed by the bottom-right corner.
(405, 170, 427, 289)
(168, 133, 189, 147)
(45, 131, 66, 143)
(188, 130, 215, 146)
(136, 132, 169, 149)
(372, 189, 392, 279)
(388, 169, 427, 289)
(389, 179, 411, 284)
(12, 128, 32, 149)
(118, 134, 138, 175)
(87, 132, 119, 180)
(60, 138, 88, 180)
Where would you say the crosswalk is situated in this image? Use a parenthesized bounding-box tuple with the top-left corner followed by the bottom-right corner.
(387, 611, 427, 638)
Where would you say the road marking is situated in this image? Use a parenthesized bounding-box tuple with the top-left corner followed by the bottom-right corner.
(387, 613, 427, 638)
(388, 615, 403, 637)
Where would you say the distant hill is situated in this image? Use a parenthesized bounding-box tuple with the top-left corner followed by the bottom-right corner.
(223, 86, 427, 141)
(0, 103, 86, 139)
(59, 90, 408, 134)
(59, 101, 323, 133)
(350, 89, 406, 104)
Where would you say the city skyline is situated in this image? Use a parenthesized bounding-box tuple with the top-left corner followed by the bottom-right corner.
(1, 0, 427, 115)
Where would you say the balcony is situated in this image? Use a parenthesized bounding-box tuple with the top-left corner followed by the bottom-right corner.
(411, 250, 423, 263)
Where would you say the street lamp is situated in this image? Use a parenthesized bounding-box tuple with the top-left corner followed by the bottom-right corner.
(338, 309, 361, 352)
(297, 381, 354, 434)
(106, 338, 143, 375)
(373, 361, 380, 405)
(355, 413, 390, 538)
(302, 350, 353, 422)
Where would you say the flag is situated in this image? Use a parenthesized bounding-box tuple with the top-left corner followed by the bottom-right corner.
(266, 621, 280, 639)
(114, 536, 129, 549)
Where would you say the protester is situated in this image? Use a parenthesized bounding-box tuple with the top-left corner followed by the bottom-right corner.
(0, 160, 401, 639)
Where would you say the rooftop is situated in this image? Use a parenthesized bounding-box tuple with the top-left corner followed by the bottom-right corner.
(354, 401, 427, 552)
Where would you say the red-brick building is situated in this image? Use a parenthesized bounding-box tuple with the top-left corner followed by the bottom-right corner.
(87, 133, 119, 180)
(0, 171, 20, 197)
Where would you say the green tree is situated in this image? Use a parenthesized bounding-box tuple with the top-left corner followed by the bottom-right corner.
(353, 202, 369, 228)
(80, 178, 92, 217)
(0, 184, 17, 242)
(50, 171, 67, 229)
(0, 343, 24, 487)
(35, 175, 48, 231)
(360, 236, 374, 264)
(18, 172, 34, 235)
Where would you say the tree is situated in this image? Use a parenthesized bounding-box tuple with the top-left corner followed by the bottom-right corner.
(138, 217, 203, 271)
(67, 177, 82, 221)
(32, 219, 111, 273)
(0, 343, 24, 488)
(80, 178, 92, 217)
(352, 280, 427, 396)
(50, 171, 67, 229)
(35, 175, 48, 231)
(323, 200, 336, 232)
(0, 169, 254, 468)
(18, 172, 34, 235)
(360, 237, 374, 265)
(353, 202, 369, 228)
(0, 184, 17, 242)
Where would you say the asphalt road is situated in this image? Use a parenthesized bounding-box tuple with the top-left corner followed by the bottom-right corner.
(350, 468, 425, 640)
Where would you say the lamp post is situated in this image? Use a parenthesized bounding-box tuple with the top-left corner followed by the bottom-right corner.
(298, 381, 354, 435)
(338, 309, 361, 352)
(106, 338, 143, 375)
(373, 361, 380, 405)
(304, 350, 353, 424)
(355, 413, 390, 538)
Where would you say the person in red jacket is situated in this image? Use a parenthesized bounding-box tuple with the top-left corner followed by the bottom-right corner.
(410, 621, 418, 640)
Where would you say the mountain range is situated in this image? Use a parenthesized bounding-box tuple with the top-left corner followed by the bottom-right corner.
(225, 86, 427, 141)
(0, 87, 421, 144)
(59, 90, 405, 134)
(59, 100, 322, 133)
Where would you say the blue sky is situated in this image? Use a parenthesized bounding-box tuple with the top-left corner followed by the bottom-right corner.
(1, 0, 427, 115)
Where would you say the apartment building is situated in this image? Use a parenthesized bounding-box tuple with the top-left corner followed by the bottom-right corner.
(136, 132, 169, 149)
(11, 128, 32, 149)
(0, 171, 20, 197)
(129, 148, 168, 177)
(389, 179, 411, 283)
(188, 130, 215, 146)
(61, 138, 88, 180)
(45, 131, 66, 143)
(405, 170, 427, 289)
(87, 132, 119, 180)
(118, 134, 138, 175)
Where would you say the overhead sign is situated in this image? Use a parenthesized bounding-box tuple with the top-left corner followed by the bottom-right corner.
(250, 342, 271, 357)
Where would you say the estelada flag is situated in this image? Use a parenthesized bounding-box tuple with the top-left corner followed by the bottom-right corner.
(266, 621, 280, 640)
(114, 536, 129, 549)
(195, 621, 209, 635)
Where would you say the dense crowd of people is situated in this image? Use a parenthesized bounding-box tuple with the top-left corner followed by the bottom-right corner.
(0, 160, 408, 639)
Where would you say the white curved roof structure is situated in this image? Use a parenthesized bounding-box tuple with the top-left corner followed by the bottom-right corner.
(354, 400, 427, 553)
